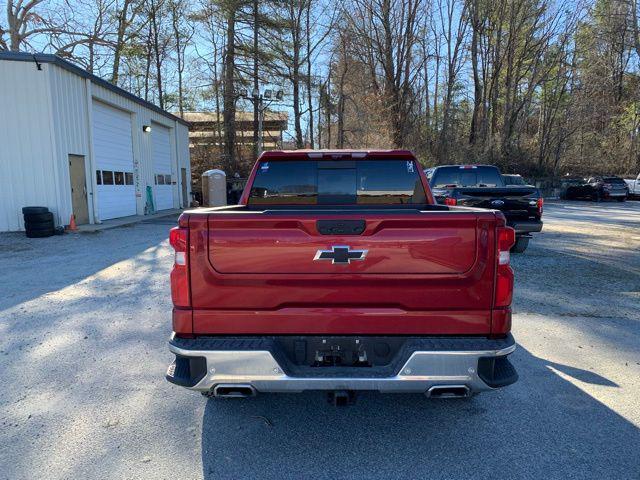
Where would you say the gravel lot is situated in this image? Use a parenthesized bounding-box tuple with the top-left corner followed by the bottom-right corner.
(1, 201, 639, 480)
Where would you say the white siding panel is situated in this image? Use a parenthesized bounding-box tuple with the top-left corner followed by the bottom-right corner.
(152, 123, 173, 210)
(49, 66, 91, 226)
(50, 66, 89, 157)
(0, 61, 58, 231)
(92, 100, 136, 220)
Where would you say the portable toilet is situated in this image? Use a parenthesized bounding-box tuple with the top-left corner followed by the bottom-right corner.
(202, 169, 227, 207)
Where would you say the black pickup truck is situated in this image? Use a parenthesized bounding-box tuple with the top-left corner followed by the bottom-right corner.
(426, 165, 543, 253)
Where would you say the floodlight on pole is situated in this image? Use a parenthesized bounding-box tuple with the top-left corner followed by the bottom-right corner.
(246, 85, 288, 156)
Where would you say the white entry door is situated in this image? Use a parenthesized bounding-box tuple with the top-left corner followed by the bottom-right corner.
(152, 124, 174, 211)
(92, 101, 136, 220)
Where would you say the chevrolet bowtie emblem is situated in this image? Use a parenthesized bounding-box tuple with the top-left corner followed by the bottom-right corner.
(313, 246, 368, 264)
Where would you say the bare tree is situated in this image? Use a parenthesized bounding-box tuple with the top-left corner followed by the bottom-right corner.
(222, 1, 239, 168)
(170, 0, 194, 117)
(2, 0, 68, 51)
(344, 0, 425, 148)
(111, 0, 147, 84)
(435, 0, 468, 161)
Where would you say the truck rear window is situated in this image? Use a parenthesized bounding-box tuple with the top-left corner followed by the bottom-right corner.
(248, 160, 426, 205)
(431, 166, 504, 188)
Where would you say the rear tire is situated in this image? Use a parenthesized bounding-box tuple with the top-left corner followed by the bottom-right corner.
(511, 236, 529, 254)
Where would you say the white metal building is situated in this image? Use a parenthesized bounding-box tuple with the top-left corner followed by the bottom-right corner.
(0, 52, 191, 231)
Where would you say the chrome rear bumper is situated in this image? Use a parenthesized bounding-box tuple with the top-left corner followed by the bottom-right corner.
(166, 335, 517, 395)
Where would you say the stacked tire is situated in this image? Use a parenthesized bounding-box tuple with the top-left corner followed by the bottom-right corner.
(23, 207, 55, 238)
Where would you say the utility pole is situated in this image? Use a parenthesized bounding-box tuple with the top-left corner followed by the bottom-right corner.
(258, 101, 264, 154)
(242, 89, 285, 155)
(253, 0, 260, 161)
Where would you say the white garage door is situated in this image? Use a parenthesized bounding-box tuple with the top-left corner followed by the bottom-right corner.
(152, 124, 174, 211)
(92, 101, 136, 220)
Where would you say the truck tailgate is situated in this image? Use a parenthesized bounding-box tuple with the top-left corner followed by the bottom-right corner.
(453, 187, 539, 220)
(187, 209, 500, 335)
(208, 213, 477, 275)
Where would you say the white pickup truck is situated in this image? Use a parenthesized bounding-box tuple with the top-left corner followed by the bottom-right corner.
(625, 174, 640, 197)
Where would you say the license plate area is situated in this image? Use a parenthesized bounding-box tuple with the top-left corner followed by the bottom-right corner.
(274, 336, 407, 368)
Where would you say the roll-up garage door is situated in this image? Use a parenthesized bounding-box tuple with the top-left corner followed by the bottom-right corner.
(92, 101, 136, 220)
(152, 124, 174, 211)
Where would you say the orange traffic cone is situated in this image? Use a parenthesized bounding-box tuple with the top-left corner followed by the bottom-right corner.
(68, 214, 78, 232)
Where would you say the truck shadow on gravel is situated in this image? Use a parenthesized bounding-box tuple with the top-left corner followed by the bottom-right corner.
(200, 347, 639, 480)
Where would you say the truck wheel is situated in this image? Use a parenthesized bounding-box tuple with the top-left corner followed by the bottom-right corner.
(511, 236, 529, 254)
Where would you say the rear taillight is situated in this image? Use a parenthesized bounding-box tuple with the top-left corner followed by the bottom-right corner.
(445, 197, 457, 206)
(169, 227, 190, 307)
(536, 197, 544, 215)
(495, 227, 515, 308)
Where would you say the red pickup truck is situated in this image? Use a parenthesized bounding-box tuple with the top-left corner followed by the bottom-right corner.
(166, 150, 518, 404)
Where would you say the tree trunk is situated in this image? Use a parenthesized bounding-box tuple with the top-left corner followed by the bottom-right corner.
(469, 0, 482, 146)
(111, 0, 132, 84)
(149, 0, 164, 109)
(306, 1, 314, 148)
(144, 27, 152, 102)
(326, 73, 332, 148)
(337, 63, 347, 148)
(223, 8, 237, 170)
(172, 1, 185, 117)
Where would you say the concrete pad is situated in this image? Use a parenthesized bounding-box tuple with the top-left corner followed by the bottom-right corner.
(75, 209, 182, 232)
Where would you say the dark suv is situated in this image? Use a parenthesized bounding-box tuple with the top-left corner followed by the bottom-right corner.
(564, 176, 628, 202)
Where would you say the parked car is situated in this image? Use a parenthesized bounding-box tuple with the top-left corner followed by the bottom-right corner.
(624, 173, 640, 198)
(429, 165, 543, 253)
(559, 177, 586, 200)
(166, 150, 518, 404)
(563, 176, 628, 202)
(502, 174, 532, 187)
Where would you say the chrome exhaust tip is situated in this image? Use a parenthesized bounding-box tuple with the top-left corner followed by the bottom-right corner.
(212, 384, 257, 398)
(426, 385, 471, 399)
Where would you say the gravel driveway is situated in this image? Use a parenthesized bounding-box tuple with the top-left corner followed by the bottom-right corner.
(1, 202, 639, 480)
